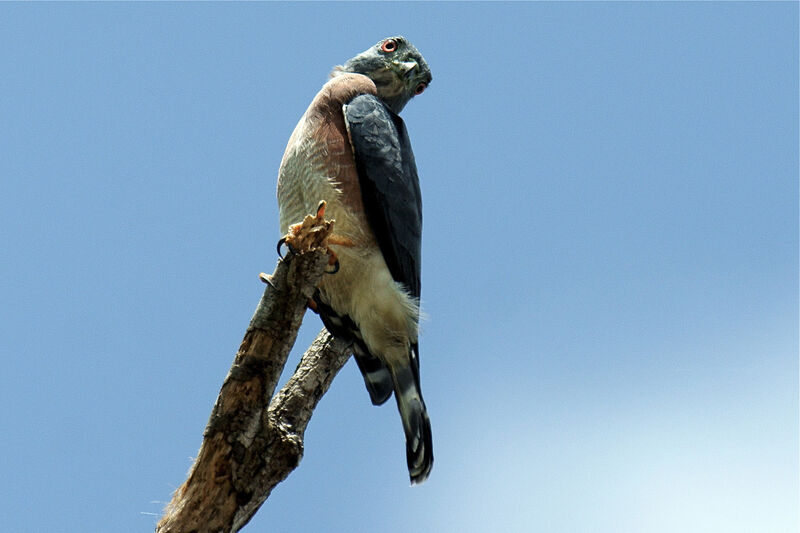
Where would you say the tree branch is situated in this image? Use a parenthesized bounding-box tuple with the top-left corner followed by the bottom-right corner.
(157, 211, 352, 533)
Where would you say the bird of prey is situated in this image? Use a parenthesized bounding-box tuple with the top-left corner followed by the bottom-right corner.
(276, 36, 433, 484)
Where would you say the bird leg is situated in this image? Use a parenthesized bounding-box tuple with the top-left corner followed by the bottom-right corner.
(277, 201, 335, 258)
(312, 202, 353, 257)
(327, 234, 357, 248)
(276, 200, 357, 276)
(322, 234, 358, 274)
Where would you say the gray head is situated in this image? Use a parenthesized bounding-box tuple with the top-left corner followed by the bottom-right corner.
(333, 36, 432, 114)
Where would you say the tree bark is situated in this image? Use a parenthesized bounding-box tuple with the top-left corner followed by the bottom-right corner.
(157, 210, 352, 533)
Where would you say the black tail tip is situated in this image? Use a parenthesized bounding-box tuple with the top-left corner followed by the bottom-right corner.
(407, 413, 433, 484)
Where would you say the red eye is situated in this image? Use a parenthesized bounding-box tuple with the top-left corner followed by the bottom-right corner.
(414, 83, 427, 95)
(381, 39, 397, 53)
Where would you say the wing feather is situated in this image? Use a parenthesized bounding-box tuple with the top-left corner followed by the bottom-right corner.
(343, 94, 422, 300)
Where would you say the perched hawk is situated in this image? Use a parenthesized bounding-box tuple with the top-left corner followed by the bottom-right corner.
(276, 37, 433, 483)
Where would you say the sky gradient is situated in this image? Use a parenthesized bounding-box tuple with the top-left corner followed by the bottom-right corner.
(1, 3, 797, 532)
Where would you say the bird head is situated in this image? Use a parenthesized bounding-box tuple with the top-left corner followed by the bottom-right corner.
(333, 36, 432, 114)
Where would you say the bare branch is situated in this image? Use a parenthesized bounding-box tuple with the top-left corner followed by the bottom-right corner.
(232, 330, 352, 531)
(157, 211, 352, 533)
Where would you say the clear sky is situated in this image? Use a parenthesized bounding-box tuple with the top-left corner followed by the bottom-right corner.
(1, 3, 797, 532)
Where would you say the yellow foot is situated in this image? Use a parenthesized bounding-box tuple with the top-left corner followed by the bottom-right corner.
(327, 234, 357, 248)
(315, 200, 326, 219)
(325, 248, 340, 274)
(279, 201, 335, 255)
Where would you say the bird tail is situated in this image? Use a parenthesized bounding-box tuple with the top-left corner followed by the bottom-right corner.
(352, 342, 394, 405)
(392, 362, 433, 484)
(313, 291, 394, 405)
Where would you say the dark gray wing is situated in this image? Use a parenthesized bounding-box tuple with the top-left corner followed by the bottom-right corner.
(344, 96, 431, 481)
(344, 94, 422, 300)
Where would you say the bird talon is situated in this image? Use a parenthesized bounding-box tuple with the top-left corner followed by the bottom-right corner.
(325, 246, 340, 274)
(325, 258, 340, 275)
(259, 272, 277, 288)
(276, 237, 297, 259)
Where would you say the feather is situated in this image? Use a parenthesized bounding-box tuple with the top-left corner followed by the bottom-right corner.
(343, 94, 422, 301)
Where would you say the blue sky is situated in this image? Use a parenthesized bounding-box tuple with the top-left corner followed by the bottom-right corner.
(1, 3, 797, 532)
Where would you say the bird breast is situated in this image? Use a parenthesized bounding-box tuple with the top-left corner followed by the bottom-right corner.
(277, 73, 379, 246)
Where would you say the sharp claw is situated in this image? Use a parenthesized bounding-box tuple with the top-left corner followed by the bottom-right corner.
(325, 259, 340, 275)
(277, 237, 297, 259)
(316, 200, 327, 219)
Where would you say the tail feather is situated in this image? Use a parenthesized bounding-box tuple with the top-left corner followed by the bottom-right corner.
(313, 291, 393, 405)
(393, 364, 433, 484)
(352, 343, 394, 405)
(313, 291, 433, 482)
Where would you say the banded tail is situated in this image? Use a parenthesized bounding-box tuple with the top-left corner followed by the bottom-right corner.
(392, 358, 433, 484)
(313, 292, 394, 405)
(313, 291, 433, 483)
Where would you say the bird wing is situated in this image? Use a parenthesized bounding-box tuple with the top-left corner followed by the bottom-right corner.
(344, 94, 432, 481)
(343, 94, 423, 301)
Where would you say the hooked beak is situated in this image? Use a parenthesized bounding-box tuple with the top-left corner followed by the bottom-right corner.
(395, 60, 419, 79)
